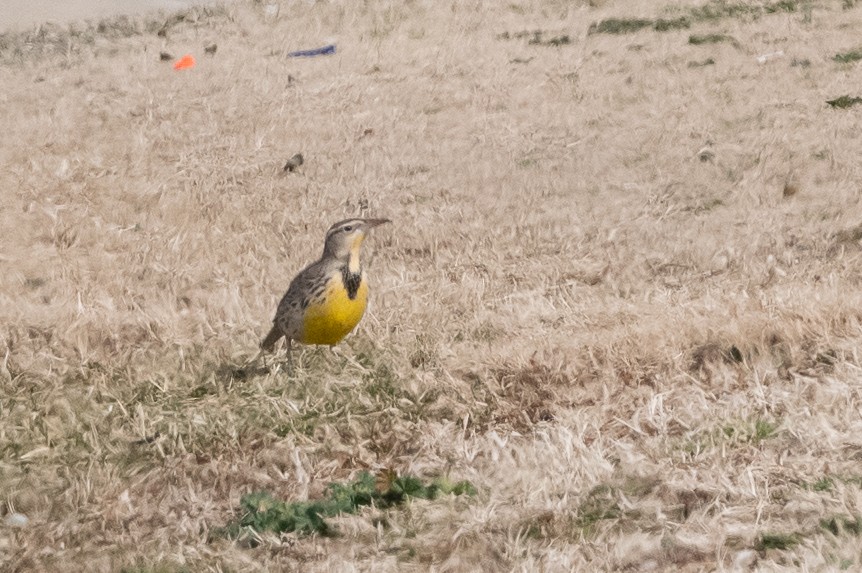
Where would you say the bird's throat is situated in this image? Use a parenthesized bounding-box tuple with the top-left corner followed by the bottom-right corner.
(348, 237, 363, 274)
(342, 236, 364, 299)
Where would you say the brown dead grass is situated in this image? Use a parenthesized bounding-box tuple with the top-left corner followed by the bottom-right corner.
(3, 0, 862, 570)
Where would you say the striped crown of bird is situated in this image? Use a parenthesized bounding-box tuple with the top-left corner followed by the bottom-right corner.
(261, 217, 390, 353)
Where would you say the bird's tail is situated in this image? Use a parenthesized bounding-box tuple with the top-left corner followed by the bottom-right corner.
(260, 325, 284, 352)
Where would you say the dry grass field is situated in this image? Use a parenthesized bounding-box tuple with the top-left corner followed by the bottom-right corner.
(3, 0, 862, 570)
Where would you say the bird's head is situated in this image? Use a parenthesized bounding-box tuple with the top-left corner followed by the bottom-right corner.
(322, 218, 390, 266)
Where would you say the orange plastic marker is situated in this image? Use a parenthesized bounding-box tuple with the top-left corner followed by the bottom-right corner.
(173, 54, 196, 70)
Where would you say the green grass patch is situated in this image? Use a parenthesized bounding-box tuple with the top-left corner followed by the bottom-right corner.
(575, 484, 622, 535)
(216, 472, 476, 543)
(590, 0, 804, 35)
(719, 418, 778, 442)
(653, 17, 691, 31)
(827, 96, 862, 109)
(689, 33, 736, 45)
(690, 0, 801, 20)
(833, 49, 862, 63)
(756, 532, 799, 550)
(812, 477, 834, 492)
(498, 30, 571, 46)
(529, 34, 571, 46)
(588, 18, 653, 35)
(821, 516, 862, 536)
(765, 0, 801, 12)
(681, 417, 780, 457)
(588, 17, 690, 35)
(754, 418, 779, 441)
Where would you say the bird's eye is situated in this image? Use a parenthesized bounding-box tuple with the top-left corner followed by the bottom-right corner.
(343, 225, 353, 232)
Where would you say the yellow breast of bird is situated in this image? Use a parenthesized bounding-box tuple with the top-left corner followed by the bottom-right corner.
(300, 271, 368, 345)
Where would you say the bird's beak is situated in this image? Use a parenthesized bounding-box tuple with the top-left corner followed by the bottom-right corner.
(364, 218, 391, 228)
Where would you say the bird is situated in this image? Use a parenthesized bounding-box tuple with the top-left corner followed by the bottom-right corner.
(261, 218, 391, 360)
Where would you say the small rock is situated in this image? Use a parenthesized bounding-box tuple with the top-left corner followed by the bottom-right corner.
(757, 50, 784, 64)
(283, 153, 304, 173)
(159, 51, 173, 62)
(204, 43, 218, 55)
(4, 513, 29, 528)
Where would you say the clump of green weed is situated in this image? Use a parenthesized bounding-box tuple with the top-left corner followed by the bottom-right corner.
(588, 17, 690, 34)
(821, 516, 862, 536)
(827, 96, 862, 109)
(544, 35, 571, 46)
(833, 49, 862, 64)
(681, 418, 780, 457)
(689, 33, 736, 45)
(811, 477, 834, 492)
(575, 484, 621, 535)
(653, 17, 691, 31)
(498, 29, 570, 46)
(764, 0, 801, 13)
(756, 532, 799, 550)
(588, 18, 653, 35)
(590, 0, 802, 35)
(690, 0, 800, 21)
(216, 471, 476, 543)
(719, 418, 778, 443)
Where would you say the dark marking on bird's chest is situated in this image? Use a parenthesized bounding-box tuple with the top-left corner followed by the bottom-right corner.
(341, 267, 363, 299)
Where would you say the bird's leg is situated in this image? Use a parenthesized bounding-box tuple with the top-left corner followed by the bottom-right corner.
(286, 338, 294, 375)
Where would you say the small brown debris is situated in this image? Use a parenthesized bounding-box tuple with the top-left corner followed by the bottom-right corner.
(204, 43, 218, 55)
(783, 181, 799, 198)
(697, 147, 715, 162)
(283, 153, 304, 172)
(131, 432, 161, 445)
(159, 51, 174, 61)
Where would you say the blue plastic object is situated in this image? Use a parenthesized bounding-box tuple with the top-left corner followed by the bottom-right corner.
(288, 44, 336, 57)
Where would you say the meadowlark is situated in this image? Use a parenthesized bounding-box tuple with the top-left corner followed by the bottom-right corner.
(260, 218, 390, 357)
